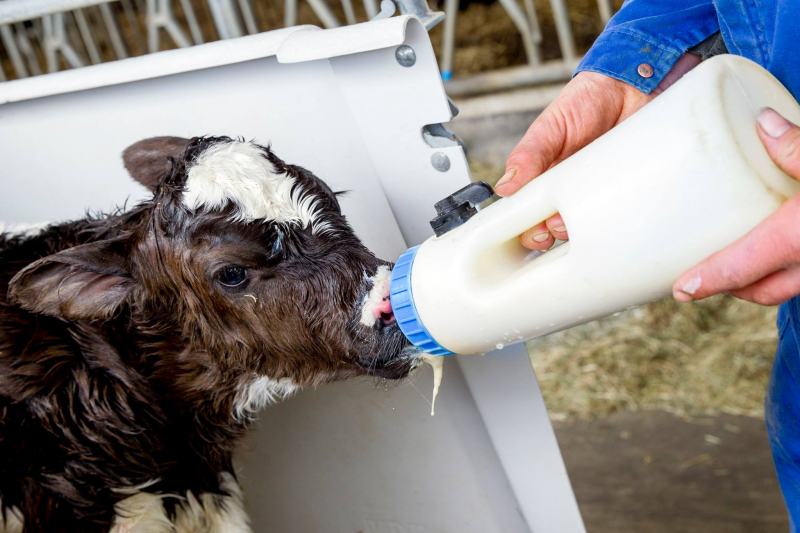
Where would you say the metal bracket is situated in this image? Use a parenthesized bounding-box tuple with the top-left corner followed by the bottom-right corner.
(374, 0, 444, 30)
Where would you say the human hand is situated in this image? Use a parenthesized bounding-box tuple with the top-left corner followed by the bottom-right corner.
(495, 72, 653, 250)
(673, 108, 800, 305)
(499, 55, 700, 251)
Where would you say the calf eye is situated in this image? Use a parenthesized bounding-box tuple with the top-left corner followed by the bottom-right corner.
(217, 265, 248, 288)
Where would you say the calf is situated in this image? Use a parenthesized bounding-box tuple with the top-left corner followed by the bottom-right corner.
(0, 136, 414, 532)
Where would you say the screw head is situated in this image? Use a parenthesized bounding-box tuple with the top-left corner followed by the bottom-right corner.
(395, 45, 416, 67)
(431, 152, 450, 172)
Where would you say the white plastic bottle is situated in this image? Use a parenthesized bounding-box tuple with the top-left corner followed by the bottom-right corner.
(390, 55, 800, 356)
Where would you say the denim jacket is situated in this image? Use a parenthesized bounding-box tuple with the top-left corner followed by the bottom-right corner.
(576, 0, 800, 99)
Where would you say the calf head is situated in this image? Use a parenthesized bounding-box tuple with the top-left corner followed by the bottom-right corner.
(8, 136, 414, 420)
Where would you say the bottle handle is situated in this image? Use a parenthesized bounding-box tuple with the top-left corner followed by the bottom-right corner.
(488, 171, 561, 244)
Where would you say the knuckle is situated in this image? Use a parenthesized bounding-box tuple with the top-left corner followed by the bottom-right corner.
(506, 141, 539, 168)
(764, 206, 800, 256)
(718, 264, 744, 287)
(546, 218, 566, 234)
(505, 151, 532, 170)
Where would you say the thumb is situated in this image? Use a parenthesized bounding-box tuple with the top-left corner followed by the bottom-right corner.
(496, 107, 564, 197)
(757, 108, 800, 179)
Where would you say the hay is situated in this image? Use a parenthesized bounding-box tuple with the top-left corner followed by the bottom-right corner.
(427, 0, 622, 77)
(529, 296, 778, 420)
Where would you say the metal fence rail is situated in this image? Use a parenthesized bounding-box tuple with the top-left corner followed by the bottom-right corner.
(0, 0, 616, 93)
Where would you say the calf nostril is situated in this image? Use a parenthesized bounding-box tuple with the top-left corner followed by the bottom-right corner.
(375, 295, 395, 327)
(379, 310, 395, 327)
(372, 295, 393, 320)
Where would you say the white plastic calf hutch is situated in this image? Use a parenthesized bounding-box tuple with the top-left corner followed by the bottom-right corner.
(0, 15, 585, 533)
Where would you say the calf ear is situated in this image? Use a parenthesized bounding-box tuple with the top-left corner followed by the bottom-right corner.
(8, 235, 134, 321)
(122, 136, 190, 191)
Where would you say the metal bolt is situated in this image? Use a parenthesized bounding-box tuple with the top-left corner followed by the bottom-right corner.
(395, 45, 416, 67)
(431, 152, 450, 172)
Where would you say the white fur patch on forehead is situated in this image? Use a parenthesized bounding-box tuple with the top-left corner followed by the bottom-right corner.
(183, 140, 331, 234)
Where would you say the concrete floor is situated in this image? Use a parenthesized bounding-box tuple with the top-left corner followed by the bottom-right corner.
(556, 411, 788, 533)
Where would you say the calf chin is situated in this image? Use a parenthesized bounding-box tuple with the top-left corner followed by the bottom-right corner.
(353, 325, 415, 380)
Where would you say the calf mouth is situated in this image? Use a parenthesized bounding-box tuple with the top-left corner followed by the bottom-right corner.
(354, 263, 421, 379)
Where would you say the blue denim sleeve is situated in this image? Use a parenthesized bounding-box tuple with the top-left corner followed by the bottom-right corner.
(576, 0, 721, 93)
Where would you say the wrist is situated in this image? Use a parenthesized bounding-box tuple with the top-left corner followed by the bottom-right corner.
(652, 53, 702, 95)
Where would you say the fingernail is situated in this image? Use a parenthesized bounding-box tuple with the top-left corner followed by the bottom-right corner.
(758, 108, 792, 138)
(681, 275, 702, 295)
(552, 224, 567, 233)
(532, 232, 550, 242)
(673, 274, 701, 302)
(496, 168, 516, 189)
(673, 290, 693, 302)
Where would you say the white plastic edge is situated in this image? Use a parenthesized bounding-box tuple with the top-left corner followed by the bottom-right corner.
(0, 27, 306, 105)
(276, 16, 413, 64)
(0, 16, 417, 105)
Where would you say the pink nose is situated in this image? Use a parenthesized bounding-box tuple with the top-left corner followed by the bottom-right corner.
(373, 294, 394, 325)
